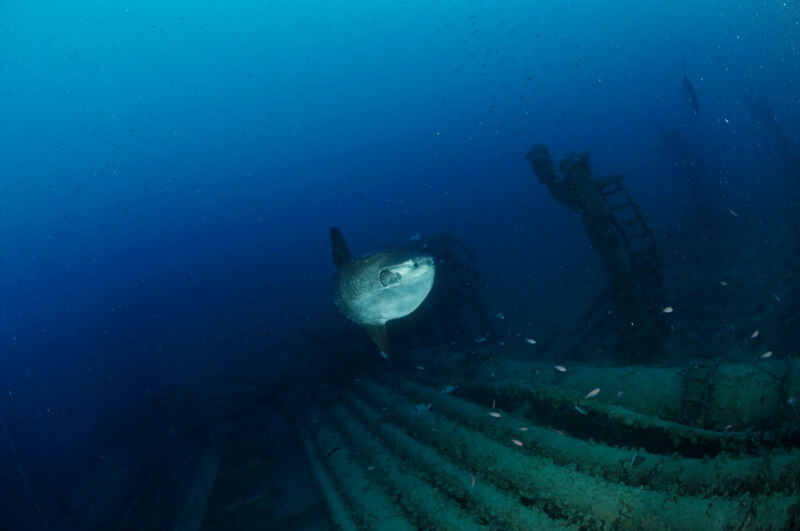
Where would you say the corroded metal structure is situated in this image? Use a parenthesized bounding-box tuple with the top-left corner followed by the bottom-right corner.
(290, 359, 800, 529)
(526, 145, 666, 362)
(127, 357, 800, 529)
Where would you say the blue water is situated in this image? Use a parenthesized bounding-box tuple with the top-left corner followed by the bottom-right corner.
(1, 1, 798, 528)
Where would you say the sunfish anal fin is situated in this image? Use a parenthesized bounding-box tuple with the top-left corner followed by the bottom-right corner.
(364, 323, 392, 359)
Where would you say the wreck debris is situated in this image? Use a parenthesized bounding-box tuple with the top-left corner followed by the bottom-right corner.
(342, 376, 798, 529)
(526, 144, 667, 363)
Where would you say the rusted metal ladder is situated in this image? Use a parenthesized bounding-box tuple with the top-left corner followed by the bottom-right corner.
(599, 176, 666, 313)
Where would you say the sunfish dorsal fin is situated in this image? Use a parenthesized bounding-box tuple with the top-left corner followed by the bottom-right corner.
(364, 323, 392, 359)
(330, 227, 353, 268)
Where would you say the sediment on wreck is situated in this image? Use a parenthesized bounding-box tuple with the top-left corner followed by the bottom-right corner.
(301, 412, 416, 531)
(384, 376, 800, 497)
(345, 376, 799, 530)
(447, 358, 800, 433)
(340, 392, 574, 530)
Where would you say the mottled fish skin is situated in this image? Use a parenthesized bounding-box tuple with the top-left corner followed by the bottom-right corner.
(330, 227, 435, 358)
(333, 250, 434, 325)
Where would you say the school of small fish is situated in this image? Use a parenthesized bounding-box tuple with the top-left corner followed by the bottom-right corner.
(404, 300, 787, 470)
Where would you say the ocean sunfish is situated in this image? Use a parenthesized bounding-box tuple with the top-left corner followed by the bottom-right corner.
(330, 227, 435, 359)
(680, 60, 699, 117)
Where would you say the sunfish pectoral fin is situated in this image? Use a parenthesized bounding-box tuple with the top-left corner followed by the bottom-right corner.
(364, 323, 392, 359)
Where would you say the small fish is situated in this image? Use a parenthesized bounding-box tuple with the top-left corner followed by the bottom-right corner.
(617, 391, 624, 398)
(496, 312, 505, 320)
(470, 474, 476, 487)
(547, 427, 566, 436)
(367, 465, 377, 471)
(661, 306, 674, 314)
(492, 399, 496, 409)
(553, 365, 567, 372)
(516, 426, 528, 431)
(441, 385, 457, 394)
(774, 294, 781, 302)
(788, 397, 797, 405)
(525, 338, 537, 345)
(489, 411, 502, 418)
(723, 424, 732, 430)
(719, 281, 728, 286)
(574, 405, 588, 415)
(409, 233, 421, 241)
(415, 365, 425, 371)
(511, 438, 524, 446)
(414, 403, 433, 413)
(648, 460, 663, 479)
(475, 337, 487, 343)
(751, 330, 759, 339)
(585, 388, 601, 399)
(760, 351, 773, 359)
(629, 449, 646, 469)
(729, 209, 739, 218)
